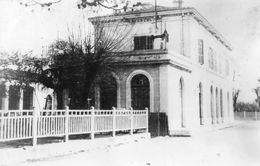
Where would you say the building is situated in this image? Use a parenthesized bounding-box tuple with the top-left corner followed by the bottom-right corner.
(88, 3, 235, 135)
(0, 81, 54, 111)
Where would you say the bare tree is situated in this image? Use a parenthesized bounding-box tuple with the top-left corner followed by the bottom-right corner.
(254, 86, 260, 110)
(0, 21, 134, 109)
(233, 89, 240, 112)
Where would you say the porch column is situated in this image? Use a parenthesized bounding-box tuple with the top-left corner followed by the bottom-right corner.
(19, 88, 24, 110)
(117, 83, 121, 109)
(3, 83, 9, 110)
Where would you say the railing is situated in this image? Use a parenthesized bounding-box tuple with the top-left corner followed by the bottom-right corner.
(0, 107, 148, 146)
(234, 111, 260, 121)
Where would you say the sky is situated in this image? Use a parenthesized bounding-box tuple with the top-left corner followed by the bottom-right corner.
(0, 0, 260, 102)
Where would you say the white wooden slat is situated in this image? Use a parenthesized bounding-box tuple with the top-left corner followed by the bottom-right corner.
(0, 109, 148, 142)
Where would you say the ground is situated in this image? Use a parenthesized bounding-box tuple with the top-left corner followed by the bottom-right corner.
(1, 121, 260, 166)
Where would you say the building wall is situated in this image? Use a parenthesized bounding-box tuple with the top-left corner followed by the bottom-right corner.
(0, 81, 54, 111)
(90, 9, 235, 134)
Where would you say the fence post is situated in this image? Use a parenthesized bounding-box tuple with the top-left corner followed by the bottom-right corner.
(64, 106, 69, 142)
(112, 107, 116, 137)
(32, 107, 38, 146)
(243, 111, 246, 120)
(90, 106, 95, 139)
(145, 108, 149, 133)
(130, 107, 133, 135)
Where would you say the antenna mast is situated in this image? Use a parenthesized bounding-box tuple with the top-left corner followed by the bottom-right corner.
(155, 0, 158, 29)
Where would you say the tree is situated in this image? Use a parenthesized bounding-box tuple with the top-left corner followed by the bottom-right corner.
(254, 86, 260, 110)
(0, 22, 134, 109)
(233, 89, 240, 112)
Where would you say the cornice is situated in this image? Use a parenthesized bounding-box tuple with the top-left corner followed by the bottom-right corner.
(89, 7, 232, 51)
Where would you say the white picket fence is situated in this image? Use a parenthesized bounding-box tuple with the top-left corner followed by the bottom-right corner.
(234, 111, 260, 120)
(0, 107, 148, 146)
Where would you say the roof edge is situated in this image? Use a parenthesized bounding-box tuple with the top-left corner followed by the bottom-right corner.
(89, 7, 232, 51)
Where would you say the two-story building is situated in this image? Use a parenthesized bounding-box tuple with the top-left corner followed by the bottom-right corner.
(88, 3, 235, 135)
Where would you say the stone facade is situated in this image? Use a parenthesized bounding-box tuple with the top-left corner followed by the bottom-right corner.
(89, 4, 235, 135)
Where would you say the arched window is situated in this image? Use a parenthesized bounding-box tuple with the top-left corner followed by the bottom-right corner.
(180, 78, 185, 128)
(220, 89, 223, 123)
(227, 92, 230, 120)
(216, 88, 219, 124)
(210, 86, 214, 124)
(44, 95, 52, 110)
(131, 74, 150, 110)
(9, 85, 20, 110)
(199, 83, 203, 125)
(23, 86, 34, 110)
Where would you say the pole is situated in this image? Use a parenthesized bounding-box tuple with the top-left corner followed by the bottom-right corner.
(32, 107, 37, 146)
(112, 107, 116, 137)
(64, 106, 69, 142)
(90, 106, 95, 139)
(154, 0, 158, 29)
(130, 107, 133, 135)
(145, 108, 149, 133)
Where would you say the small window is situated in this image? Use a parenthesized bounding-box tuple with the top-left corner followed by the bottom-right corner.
(208, 47, 214, 70)
(198, 39, 204, 65)
(134, 36, 153, 50)
(225, 59, 230, 76)
(213, 52, 217, 72)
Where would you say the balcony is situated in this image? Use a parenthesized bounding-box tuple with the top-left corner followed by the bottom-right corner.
(118, 49, 168, 56)
(109, 49, 169, 65)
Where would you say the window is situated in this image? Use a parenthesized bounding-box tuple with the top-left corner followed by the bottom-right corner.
(198, 39, 204, 65)
(219, 56, 223, 74)
(213, 52, 217, 72)
(225, 59, 230, 76)
(134, 36, 153, 50)
(208, 47, 214, 70)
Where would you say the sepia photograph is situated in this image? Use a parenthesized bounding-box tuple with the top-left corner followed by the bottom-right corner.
(0, 0, 260, 165)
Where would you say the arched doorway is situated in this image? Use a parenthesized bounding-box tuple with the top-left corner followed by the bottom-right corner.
(131, 74, 150, 110)
(100, 76, 117, 110)
(199, 83, 203, 125)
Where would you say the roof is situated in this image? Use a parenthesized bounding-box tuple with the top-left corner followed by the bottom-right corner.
(89, 4, 232, 51)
